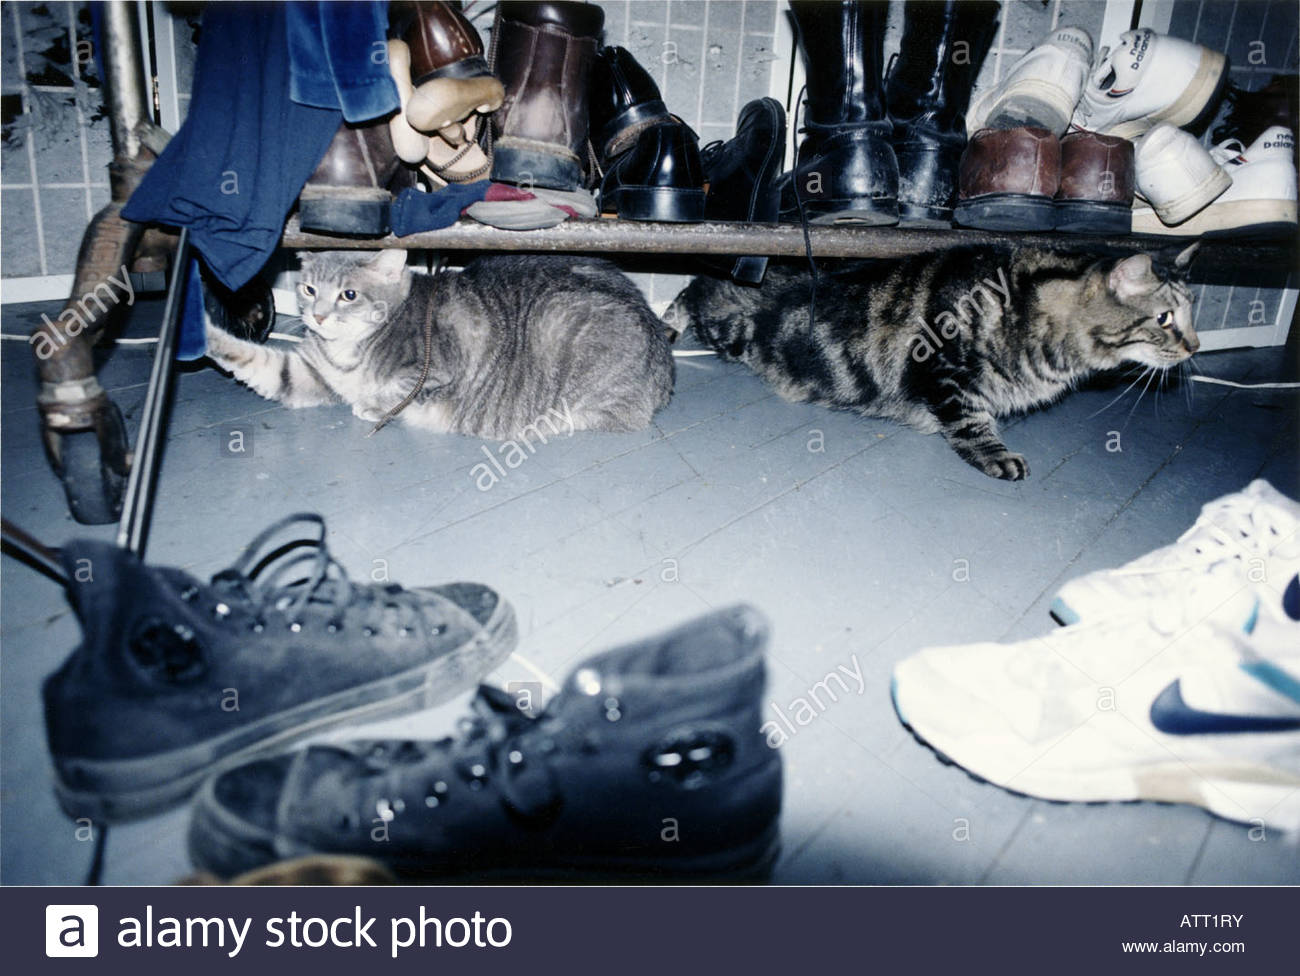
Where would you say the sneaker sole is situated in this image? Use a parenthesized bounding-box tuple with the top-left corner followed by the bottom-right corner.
(1105, 49, 1229, 141)
(1132, 197, 1298, 238)
(52, 598, 518, 823)
(189, 790, 781, 882)
(1143, 164, 1233, 225)
(892, 673, 1300, 831)
(972, 80, 1078, 136)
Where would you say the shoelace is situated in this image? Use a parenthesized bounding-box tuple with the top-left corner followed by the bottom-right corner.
(789, 85, 820, 335)
(355, 685, 555, 826)
(203, 513, 434, 637)
(1116, 496, 1296, 578)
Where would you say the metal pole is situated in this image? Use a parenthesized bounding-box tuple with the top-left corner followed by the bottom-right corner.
(101, 0, 149, 159)
(116, 227, 190, 557)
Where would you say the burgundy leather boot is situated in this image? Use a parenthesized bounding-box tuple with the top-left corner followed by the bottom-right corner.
(398, 1, 504, 133)
(1055, 131, 1135, 234)
(298, 118, 405, 236)
(954, 126, 1060, 231)
(490, 1, 605, 191)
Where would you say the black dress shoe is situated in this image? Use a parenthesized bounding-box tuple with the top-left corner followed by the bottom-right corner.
(591, 46, 705, 222)
(778, 1, 898, 225)
(701, 97, 787, 282)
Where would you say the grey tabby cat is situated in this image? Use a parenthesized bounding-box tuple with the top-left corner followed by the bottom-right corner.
(205, 251, 674, 438)
(667, 244, 1198, 480)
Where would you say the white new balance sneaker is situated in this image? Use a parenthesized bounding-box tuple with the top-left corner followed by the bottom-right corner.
(1052, 479, 1300, 627)
(1133, 123, 1232, 225)
(967, 26, 1093, 137)
(1133, 125, 1299, 236)
(1071, 28, 1229, 141)
(893, 576, 1300, 831)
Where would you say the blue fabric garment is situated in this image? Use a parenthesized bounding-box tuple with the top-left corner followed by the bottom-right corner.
(389, 182, 492, 236)
(176, 256, 207, 362)
(123, 3, 341, 292)
(287, 1, 399, 122)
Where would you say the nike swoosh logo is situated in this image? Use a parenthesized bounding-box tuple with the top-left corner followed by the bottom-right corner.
(1149, 680, 1300, 735)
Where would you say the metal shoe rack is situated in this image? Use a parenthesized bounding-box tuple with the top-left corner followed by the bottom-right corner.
(32, 2, 1300, 555)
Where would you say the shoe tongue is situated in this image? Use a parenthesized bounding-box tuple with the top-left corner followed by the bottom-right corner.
(1098, 29, 1154, 92)
(1243, 125, 1295, 160)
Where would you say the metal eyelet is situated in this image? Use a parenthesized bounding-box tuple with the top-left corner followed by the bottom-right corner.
(362, 626, 376, 637)
(288, 621, 302, 633)
(250, 621, 264, 633)
(212, 602, 230, 619)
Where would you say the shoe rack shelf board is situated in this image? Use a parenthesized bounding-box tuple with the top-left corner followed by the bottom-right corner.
(281, 214, 1297, 270)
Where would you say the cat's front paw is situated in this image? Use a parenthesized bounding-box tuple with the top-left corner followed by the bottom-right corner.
(352, 403, 387, 423)
(976, 451, 1030, 481)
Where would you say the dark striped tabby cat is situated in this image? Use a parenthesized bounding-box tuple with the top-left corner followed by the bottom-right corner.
(667, 244, 1198, 480)
(205, 251, 674, 439)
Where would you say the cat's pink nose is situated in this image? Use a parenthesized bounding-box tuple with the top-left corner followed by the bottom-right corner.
(313, 314, 326, 325)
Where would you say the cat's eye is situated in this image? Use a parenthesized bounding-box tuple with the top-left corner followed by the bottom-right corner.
(340, 289, 357, 302)
(1156, 311, 1173, 327)
(299, 283, 315, 297)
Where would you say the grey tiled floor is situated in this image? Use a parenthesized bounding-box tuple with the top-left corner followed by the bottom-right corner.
(2, 295, 1297, 885)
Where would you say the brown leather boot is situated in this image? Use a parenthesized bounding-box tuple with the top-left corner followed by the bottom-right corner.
(298, 118, 405, 235)
(954, 126, 1060, 230)
(1055, 131, 1135, 234)
(490, 1, 604, 191)
(399, 1, 504, 133)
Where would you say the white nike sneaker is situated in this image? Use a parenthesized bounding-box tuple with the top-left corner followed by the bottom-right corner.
(1051, 480, 1300, 627)
(1133, 123, 1232, 225)
(967, 26, 1093, 137)
(893, 579, 1300, 831)
(1071, 28, 1229, 141)
(1133, 126, 1299, 236)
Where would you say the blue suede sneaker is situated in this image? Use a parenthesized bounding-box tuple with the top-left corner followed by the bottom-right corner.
(44, 514, 516, 822)
(188, 605, 782, 881)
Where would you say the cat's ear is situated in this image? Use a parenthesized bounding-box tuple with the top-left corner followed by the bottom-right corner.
(1107, 253, 1154, 300)
(1173, 242, 1200, 270)
(364, 248, 408, 282)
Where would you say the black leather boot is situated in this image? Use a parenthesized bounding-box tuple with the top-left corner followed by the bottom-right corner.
(778, 0, 898, 225)
(591, 46, 705, 222)
(701, 97, 787, 282)
(886, 0, 999, 227)
(490, 1, 604, 191)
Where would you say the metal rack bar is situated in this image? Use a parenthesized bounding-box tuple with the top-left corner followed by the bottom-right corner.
(282, 217, 1299, 275)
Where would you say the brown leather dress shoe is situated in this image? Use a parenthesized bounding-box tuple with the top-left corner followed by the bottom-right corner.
(954, 125, 1060, 230)
(1055, 131, 1135, 234)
